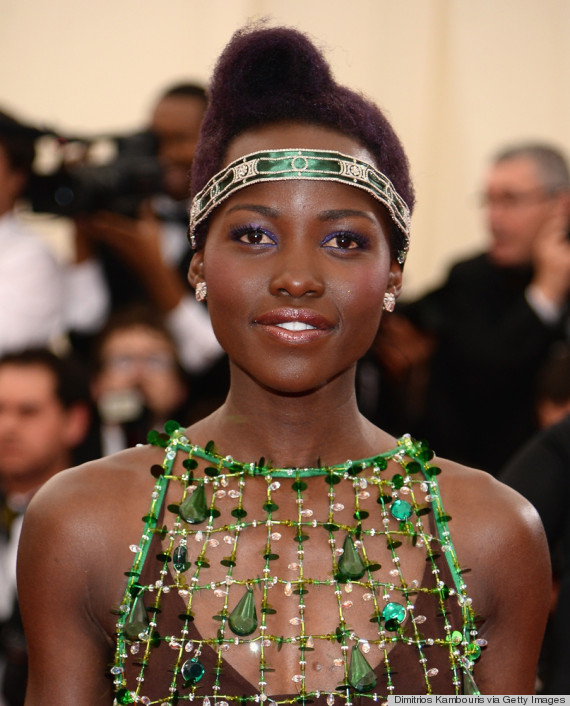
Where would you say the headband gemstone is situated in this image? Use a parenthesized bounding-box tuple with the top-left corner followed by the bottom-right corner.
(189, 149, 411, 263)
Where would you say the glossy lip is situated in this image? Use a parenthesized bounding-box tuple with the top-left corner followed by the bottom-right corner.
(252, 308, 335, 344)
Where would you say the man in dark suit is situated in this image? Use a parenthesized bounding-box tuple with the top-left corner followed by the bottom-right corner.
(366, 143, 570, 474)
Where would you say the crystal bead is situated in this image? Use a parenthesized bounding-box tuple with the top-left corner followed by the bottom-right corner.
(426, 668, 439, 677)
(271, 532, 282, 540)
(284, 583, 293, 596)
(327, 694, 335, 706)
(415, 615, 427, 624)
(332, 503, 345, 512)
(292, 675, 303, 683)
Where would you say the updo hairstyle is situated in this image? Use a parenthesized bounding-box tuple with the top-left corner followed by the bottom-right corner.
(191, 24, 414, 258)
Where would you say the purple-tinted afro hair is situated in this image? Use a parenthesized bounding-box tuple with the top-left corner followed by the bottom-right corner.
(191, 24, 414, 256)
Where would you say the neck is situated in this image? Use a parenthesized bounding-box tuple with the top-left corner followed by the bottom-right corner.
(189, 365, 388, 468)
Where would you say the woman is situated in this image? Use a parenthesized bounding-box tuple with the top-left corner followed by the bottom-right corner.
(17, 26, 549, 704)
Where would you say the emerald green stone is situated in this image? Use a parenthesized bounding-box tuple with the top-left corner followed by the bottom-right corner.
(228, 586, 258, 636)
(116, 688, 135, 704)
(338, 535, 366, 580)
(181, 658, 205, 683)
(390, 499, 412, 521)
(382, 601, 406, 625)
(124, 596, 149, 640)
(179, 484, 207, 524)
(348, 645, 377, 691)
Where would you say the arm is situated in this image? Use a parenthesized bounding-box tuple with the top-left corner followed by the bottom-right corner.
(444, 467, 551, 693)
(17, 469, 116, 704)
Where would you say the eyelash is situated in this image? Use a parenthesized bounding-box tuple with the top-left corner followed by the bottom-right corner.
(230, 224, 276, 246)
(229, 224, 370, 250)
(321, 230, 370, 250)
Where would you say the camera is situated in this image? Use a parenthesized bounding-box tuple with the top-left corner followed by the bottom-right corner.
(24, 129, 164, 218)
(0, 115, 165, 218)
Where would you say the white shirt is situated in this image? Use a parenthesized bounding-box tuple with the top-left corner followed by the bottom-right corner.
(0, 212, 65, 354)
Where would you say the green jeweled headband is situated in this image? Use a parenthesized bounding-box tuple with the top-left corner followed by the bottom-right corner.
(189, 149, 411, 264)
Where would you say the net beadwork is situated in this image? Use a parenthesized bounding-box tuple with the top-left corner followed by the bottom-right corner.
(112, 422, 483, 705)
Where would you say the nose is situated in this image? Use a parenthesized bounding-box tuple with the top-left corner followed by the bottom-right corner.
(268, 243, 325, 299)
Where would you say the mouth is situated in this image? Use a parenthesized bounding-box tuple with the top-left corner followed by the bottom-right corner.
(253, 308, 334, 343)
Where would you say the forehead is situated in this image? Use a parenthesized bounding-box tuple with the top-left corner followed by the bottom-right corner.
(0, 364, 56, 402)
(224, 122, 377, 168)
(151, 95, 205, 133)
(486, 156, 541, 192)
(101, 326, 175, 355)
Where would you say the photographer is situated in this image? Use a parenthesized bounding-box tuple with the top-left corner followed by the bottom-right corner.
(0, 111, 66, 355)
(68, 83, 223, 375)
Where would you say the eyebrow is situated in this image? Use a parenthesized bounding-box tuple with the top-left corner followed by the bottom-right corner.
(225, 204, 375, 222)
(318, 209, 375, 223)
(225, 203, 280, 218)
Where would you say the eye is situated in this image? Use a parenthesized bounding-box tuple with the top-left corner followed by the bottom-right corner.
(230, 224, 276, 246)
(321, 231, 369, 250)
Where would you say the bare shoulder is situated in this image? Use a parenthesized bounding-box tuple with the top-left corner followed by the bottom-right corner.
(435, 457, 546, 552)
(434, 457, 550, 619)
(18, 444, 166, 612)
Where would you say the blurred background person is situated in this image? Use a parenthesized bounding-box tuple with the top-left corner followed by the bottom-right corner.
(366, 143, 570, 475)
(500, 395, 570, 693)
(0, 111, 66, 356)
(88, 305, 200, 456)
(0, 348, 91, 706)
(67, 83, 224, 376)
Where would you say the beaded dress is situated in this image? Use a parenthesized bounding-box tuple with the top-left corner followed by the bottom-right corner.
(112, 422, 484, 705)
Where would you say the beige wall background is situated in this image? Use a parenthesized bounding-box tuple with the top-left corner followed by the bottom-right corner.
(2, 0, 569, 297)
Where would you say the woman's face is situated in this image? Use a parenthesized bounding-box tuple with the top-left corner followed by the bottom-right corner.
(190, 122, 402, 395)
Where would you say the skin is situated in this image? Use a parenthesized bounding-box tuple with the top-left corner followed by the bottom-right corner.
(18, 122, 550, 703)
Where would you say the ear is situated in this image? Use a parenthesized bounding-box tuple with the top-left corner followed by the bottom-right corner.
(188, 250, 205, 289)
(387, 261, 403, 299)
(63, 403, 91, 449)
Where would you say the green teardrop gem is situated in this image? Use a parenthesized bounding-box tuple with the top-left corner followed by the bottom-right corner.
(348, 645, 377, 691)
(228, 586, 258, 636)
(179, 484, 207, 524)
(124, 596, 149, 640)
(338, 535, 366, 580)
